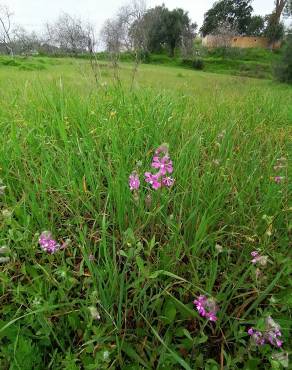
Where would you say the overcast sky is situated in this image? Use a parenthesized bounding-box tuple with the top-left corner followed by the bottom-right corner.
(6, 0, 278, 34)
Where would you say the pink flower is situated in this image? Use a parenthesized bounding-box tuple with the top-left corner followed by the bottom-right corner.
(274, 176, 284, 184)
(193, 295, 218, 322)
(155, 144, 169, 155)
(39, 231, 60, 254)
(129, 172, 140, 191)
(152, 156, 173, 175)
(145, 172, 161, 190)
(162, 176, 174, 187)
(251, 251, 268, 266)
(248, 317, 283, 348)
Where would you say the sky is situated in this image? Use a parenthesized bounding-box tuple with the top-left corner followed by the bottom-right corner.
(5, 0, 281, 35)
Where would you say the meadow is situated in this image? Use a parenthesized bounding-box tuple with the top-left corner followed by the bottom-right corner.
(0, 57, 291, 369)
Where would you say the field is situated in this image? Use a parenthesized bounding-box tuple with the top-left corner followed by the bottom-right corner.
(0, 57, 291, 369)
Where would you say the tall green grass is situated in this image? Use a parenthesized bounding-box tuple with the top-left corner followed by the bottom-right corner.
(0, 59, 291, 369)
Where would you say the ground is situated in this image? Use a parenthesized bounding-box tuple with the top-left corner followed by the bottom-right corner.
(0, 57, 291, 369)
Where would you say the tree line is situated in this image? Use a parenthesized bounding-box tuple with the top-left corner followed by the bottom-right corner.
(0, 0, 291, 57)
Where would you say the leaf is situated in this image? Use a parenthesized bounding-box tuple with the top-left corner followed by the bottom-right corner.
(162, 299, 177, 324)
(121, 342, 148, 368)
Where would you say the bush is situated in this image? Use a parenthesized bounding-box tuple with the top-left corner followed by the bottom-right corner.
(275, 34, 292, 84)
(192, 58, 205, 70)
(181, 58, 205, 70)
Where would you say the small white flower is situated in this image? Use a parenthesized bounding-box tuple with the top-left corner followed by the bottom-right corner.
(88, 306, 101, 320)
(2, 209, 12, 218)
(103, 350, 110, 361)
(215, 244, 223, 253)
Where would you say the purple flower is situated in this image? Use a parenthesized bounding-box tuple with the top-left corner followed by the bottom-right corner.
(155, 144, 169, 155)
(248, 329, 266, 346)
(193, 295, 218, 322)
(251, 251, 268, 266)
(152, 156, 173, 175)
(145, 172, 162, 190)
(39, 231, 60, 254)
(274, 176, 284, 184)
(248, 317, 283, 348)
(129, 172, 140, 191)
(162, 176, 175, 187)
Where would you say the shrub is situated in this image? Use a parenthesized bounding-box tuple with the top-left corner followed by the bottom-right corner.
(275, 33, 292, 84)
(181, 58, 205, 70)
(192, 58, 205, 70)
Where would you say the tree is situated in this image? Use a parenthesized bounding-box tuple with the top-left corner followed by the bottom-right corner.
(264, 1, 289, 43)
(12, 26, 41, 55)
(275, 32, 292, 83)
(46, 13, 94, 54)
(134, 5, 196, 56)
(163, 8, 197, 56)
(0, 4, 13, 55)
(246, 15, 265, 36)
(200, 0, 253, 36)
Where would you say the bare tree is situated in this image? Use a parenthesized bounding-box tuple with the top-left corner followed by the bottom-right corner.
(211, 22, 237, 49)
(46, 13, 93, 55)
(274, 0, 289, 24)
(12, 26, 41, 55)
(0, 4, 14, 56)
(101, 0, 147, 87)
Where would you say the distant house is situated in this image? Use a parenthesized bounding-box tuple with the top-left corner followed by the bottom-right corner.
(202, 35, 281, 49)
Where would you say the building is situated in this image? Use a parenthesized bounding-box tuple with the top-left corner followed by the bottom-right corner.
(202, 35, 281, 49)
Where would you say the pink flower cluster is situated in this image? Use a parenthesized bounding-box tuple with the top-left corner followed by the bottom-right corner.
(273, 157, 286, 184)
(39, 231, 60, 254)
(145, 145, 174, 190)
(251, 251, 268, 266)
(193, 295, 219, 322)
(248, 317, 283, 348)
(129, 172, 140, 191)
(128, 144, 174, 192)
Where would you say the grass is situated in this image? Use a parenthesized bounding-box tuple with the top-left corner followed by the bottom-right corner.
(94, 47, 283, 79)
(0, 56, 291, 369)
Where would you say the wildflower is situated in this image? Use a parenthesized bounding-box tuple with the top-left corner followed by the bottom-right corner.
(32, 297, 42, 306)
(0, 179, 6, 195)
(217, 130, 226, 140)
(152, 155, 173, 175)
(248, 317, 283, 348)
(274, 176, 284, 184)
(89, 254, 95, 261)
(162, 176, 174, 187)
(145, 172, 161, 190)
(144, 144, 175, 190)
(145, 193, 152, 208)
(39, 231, 60, 254)
(110, 111, 117, 118)
(2, 209, 12, 219)
(155, 144, 169, 155)
(88, 306, 101, 320)
(251, 251, 268, 266)
(193, 295, 219, 322)
(129, 172, 140, 191)
(265, 317, 283, 348)
(248, 328, 266, 346)
(215, 244, 223, 253)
